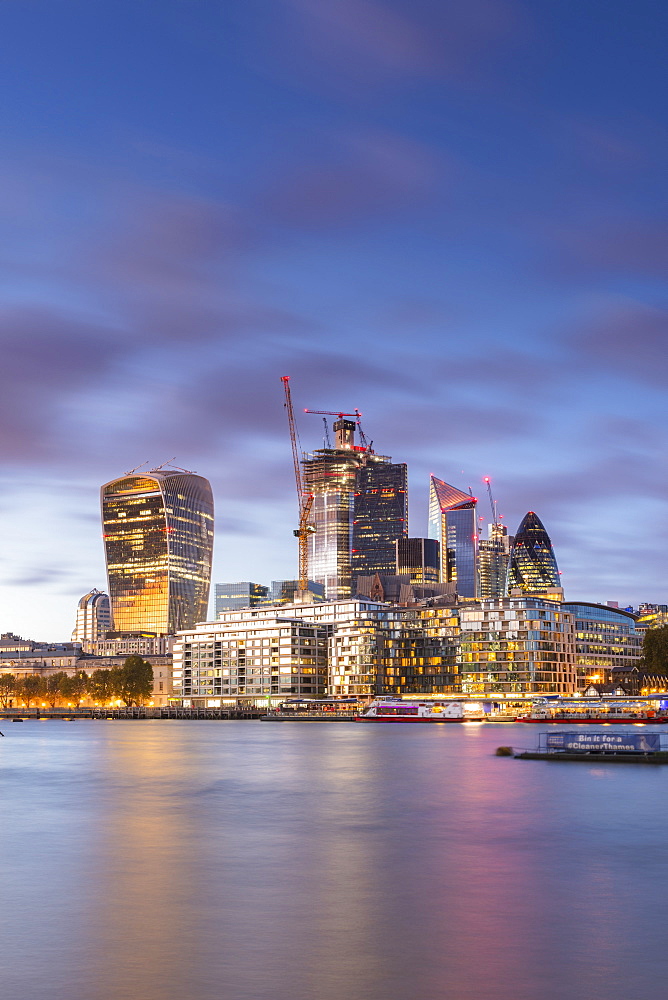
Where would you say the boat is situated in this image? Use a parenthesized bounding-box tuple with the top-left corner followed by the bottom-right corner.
(355, 697, 485, 723)
(520, 697, 668, 724)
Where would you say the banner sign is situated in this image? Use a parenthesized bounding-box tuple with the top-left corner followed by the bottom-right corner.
(545, 731, 661, 753)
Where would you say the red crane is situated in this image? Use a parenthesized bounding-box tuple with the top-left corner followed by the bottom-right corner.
(281, 377, 316, 594)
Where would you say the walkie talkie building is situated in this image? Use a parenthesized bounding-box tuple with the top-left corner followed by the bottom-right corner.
(101, 470, 214, 635)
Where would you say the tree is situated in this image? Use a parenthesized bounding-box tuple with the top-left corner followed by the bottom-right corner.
(45, 672, 69, 708)
(117, 656, 154, 706)
(0, 673, 15, 708)
(89, 669, 116, 704)
(61, 670, 89, 707)
(19, 675, 46, 707)
(642, 626, 668, 676)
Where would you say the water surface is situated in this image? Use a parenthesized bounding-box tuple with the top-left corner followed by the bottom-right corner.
(2, 720, 667, 1000)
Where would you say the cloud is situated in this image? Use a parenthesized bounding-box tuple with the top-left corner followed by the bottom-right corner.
(260, 128, 440, 228)
(565, 299, 668, 386)
(554, 218, 668, 280)
(277, 0, 526, 91)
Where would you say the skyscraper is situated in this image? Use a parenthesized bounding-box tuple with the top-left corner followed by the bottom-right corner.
(303, 418, 407, 600)
(428, 476, 478, 598)
(352, 459, 408, 579)
(72, 589, 112, 642)
(506, 511, 560, 597)
(395, 537, 440, 584)
(101, 470, 214, 635)
(478, 523, 512, 599)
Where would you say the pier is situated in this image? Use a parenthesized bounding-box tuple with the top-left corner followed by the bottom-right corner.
(0, 707, 264, 721)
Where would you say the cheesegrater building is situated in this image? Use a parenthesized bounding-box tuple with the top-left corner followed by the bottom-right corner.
(101, 470, 214, 635)
(428, 476, 478, 598)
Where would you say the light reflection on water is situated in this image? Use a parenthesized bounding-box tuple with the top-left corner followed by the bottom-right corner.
(2, 720, 668, 1000)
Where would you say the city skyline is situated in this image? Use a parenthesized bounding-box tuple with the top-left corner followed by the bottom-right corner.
(0, 1, 666, 637)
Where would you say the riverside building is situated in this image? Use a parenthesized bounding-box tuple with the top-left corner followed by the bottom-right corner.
(457, 596, 577, 697)
(172, 598, 460, 706)
(101, 469, 214, 635)
(172, 611, 329, 706)
(561, 602, 642, 690)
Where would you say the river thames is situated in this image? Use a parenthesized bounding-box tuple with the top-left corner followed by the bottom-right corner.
(2, 720, 667, 1000)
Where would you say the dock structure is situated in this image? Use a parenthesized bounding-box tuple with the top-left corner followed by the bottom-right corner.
(0, 707, 263, 721)
(514, 730, 668, 763)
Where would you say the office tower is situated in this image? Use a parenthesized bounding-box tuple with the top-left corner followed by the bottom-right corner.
(215, 582, 270, 615)
(506, 511, 560, 596)
(428, 476, 478, 598)
(101, 470, 214, 635)
(396, 537, 440, 584)
(478, 523, 512, 599)
(71, 589, 112, 642)
(303, 417, 406, 600)
(352, 459, 408, 579)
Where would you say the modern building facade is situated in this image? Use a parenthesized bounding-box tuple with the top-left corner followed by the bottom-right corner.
(478, 524, 512, 600)
(276, 598, 460, 699)
(506, 511, 561, 597)
(214, 582, 270, 615)
(351, 459, 408, 579)
(71, 589, 112, 642)
(303, 418, 406, 600)
(561, 602, 642, 689)
(428, 476, 478, 598)
(458, 595, 577, 696)
(172, 597, 461, 706)
(396, 537, 440, 584)
(101, 470, 214, 635)
(173, 611, 330, 705)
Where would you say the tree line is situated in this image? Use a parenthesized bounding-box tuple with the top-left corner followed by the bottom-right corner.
(0, 656, 154, 709)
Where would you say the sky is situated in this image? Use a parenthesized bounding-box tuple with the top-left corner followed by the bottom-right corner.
(0, 0, 667, 639)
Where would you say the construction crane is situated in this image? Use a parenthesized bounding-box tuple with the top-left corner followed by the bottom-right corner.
(304, 407, 371, 451)
(483, 476, 498, 527)
(281, 377, 316, 594)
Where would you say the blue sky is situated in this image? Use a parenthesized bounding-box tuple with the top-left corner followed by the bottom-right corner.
(0, 0, 666, 638)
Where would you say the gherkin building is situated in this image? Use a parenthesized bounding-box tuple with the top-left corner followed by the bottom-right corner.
(506, 511, 560, 595)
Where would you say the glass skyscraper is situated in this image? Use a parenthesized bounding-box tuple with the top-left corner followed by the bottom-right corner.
(478, 523, 512, 599)
(395, 537, 440, 584)
(506, 511, 560, 596)
(101, 471, 214, 635)
(428, 476, 478, 598)
(303, 418, 406, 600)
(352, 459, 408, 580)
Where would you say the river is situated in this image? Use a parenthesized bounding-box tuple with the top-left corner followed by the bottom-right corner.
(2, 719, 667, 1000)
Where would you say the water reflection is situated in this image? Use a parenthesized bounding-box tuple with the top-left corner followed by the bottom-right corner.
(2, 721, 668, 999)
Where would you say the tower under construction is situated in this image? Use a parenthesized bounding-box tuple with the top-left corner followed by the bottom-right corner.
(302, 417, 407, 600)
